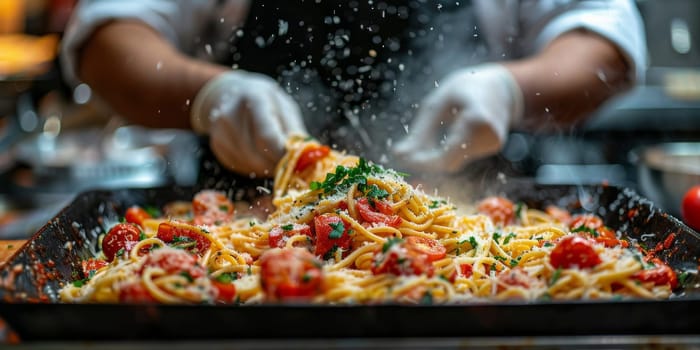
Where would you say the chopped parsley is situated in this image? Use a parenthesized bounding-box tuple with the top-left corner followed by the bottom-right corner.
(139, 232, 147, 241)
(72, 279, 87, 287)
(572, 225, 599, 237)
(249, 221, 256, 227)
(281, 224, 294, 231)
(509, 257, 521, 267)
(550, 268, 562, 286)
(382, 238, 404, 253)
(543, 242, 554, 247)
(247, 265, 252, 276)
(515, 202, 524, 218)
(116, 248, 125, 257)
(503, 233, 517, 245)
(679, 271, 691, 287)
(219, 205, 229, 212)
(144, 206, 162, 218)
(216, 272, 238, 283)
(429, 200, 446, 209)
(302, 273, 312, 283)
(494, 255, 507, 262)
(492, 232, 502, 244)
(469, 236, 479, 249)
(365, 184, 389, 200)
(180, 271, 194, 283)
(328, 221, 346, 239)
(323, 245, 340, 260)
(309, 158, 396, 197)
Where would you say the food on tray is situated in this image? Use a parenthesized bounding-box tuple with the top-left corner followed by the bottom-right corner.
(60, 137, 678, 304)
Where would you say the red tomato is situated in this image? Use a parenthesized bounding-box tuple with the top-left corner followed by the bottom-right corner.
(259, 248, 323, 301)
(139, 247, 206, 279)
(595, 226, 628, 248)
(371, 239, 434, 277)
(125, 206, 152, 227)
(211, 281, 238, 303)
(549, 235, 601, 269)
(355, 197, 402, 228)
(545, 205, 572, 225)
(295, 145, 331, 172)
(268, 223, 313, 248)
(632, 259, 678, 289)
(81, 259, 108, 276)
(157, 221, 212, 255)
(313, 214, 352, 259)
(497, 268, 532, 289)
(569, 214, 603, 231)
(459, 263, 473, 278)
(477, 197, 515, 226)
(102, 223, 142, 262)
(405, 236, 446, 262)
(192, 190, 235, 226)
(118, 282, 157, 303)
(682, 185, 700, 231)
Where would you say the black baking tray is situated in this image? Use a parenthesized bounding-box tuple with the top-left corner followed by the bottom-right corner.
(1, 181, 700, 341)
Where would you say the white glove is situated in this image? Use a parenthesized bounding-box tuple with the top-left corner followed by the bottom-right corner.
(392, 64, 524, 174)
(190, 71, 308, 176)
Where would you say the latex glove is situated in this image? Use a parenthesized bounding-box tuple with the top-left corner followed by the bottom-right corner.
(191, 71, 308, 176)
(392, 64, 524, 174)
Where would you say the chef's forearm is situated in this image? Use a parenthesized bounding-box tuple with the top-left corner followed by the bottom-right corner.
(504, 30, 631, 129)
(78, 21, 226, 129)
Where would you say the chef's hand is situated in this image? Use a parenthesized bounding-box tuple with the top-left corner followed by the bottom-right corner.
(190, 70, 308, 177)
(392, 64, 524, 174)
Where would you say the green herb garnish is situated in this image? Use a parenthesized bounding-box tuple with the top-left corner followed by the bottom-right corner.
(144, 206, 162, 218)
(281, 224, 294, 231)
(328, 221, 345, 239)
(492, 232, 502, 244)
(365, 184, 389, 200)
(572, 225, 598, 237)
(469, 236, 479, 249)
(216, 272, 237, 284)
(503, 233, 516, 245)
(550, 268, 562, 285)
(382, 237, 404, 253)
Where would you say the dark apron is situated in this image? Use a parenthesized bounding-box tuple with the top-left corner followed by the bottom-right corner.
(197, 0, 486, 190)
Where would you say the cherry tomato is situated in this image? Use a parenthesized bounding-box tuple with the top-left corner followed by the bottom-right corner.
(157, 221, 212, 255)
(549, 235, 601, 269)
(632, 258, 678, 289)
(595, 226, 628, 248)
(404, 236, 446, 263)
(313, 214, 352, 259)
(268, 223, 313, 248)
(449, 263, 473, 282)
(545, 205, 572, 225)
(102, 223, 142, 262)
(295, 145, 331, 172)
(81, 259, 108, 276)
(211, 280, 238, 303)
(118, 282, 157, 303)
(259, 248, 323, 301)
(682, 185, 700, 231)
(355, 197, 402, 228)
(477, 197, 515, 226)
(569, 214, 603, 231)
(192, 190, 235, 226)
(569, 214, 626, 247)
(497, 268, 532, 289)
(125, 206, 152, 227)
(371, 239, 434, 277)
(139, 247, 206, 279)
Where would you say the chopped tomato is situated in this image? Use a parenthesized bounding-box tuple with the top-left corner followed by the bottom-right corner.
(545, 205, 572, 225)
(139, 247, 206, 279)
(259, 248, 323, 301)
(355, 197, 402, 228)
(157, 221, 212, 255)
(313, 214, 352, 259)
(497, 268, 532, 289)
(569, 214, 626, 247)
(549, 235, 601, 269)
(295, 145, 331, 172)
(595, 226, 628, 248)
(125, 206, 152, 227)
(102, 223, 142, 262)
(192, 190, 235, 226)
(569, 214, 603, 231)
(404, 236, 446, 262)
(118, 282, 157, 303)
(632, 259, 678, 289)
(371, 239, 434, 277)
(211, 280, 238, 303)
(268, 223, 313, 248)
(449, 263, 473, 282)
(477, 197, 515, 226)
(81, 259, 108, 276)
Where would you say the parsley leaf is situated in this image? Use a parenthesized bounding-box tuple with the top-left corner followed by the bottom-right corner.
(365, 184, 389, 200)
(328, 221, 346, 239)
(503, 232, 517, 245)
(216, 272, 237, 283)
(429, 200, 446, 209)
(679, 271, 691, 287)
(139, 232, 147, 241)
(219, 205, 229, 212)
(323, 245, 340, 260)
(382, 237, 404, 253)
(515, 202, 524, 218)
(492, 232, 502, 244)
(144, 206, 162, 218)
(281, 224, 294, 231)
(572, 225, 599, 237)
(469, 236, 479, 249)
(180, 271, 194, 282)
(550, 268, 562, 286)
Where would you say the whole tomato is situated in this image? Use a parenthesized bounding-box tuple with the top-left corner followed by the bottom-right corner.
(681, 185, 700, 231)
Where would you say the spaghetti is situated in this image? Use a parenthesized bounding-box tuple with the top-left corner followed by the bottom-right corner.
(60, 137, 677, 304)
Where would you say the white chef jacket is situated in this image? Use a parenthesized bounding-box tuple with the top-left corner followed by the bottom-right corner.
(61, 0, 647, 87)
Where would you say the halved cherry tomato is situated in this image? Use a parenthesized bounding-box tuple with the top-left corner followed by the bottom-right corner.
(405, 236, 446, 263)
(477, 197, 515, 226)
(294, 145, 331, 172)
(569, 214, 603, 231)
(313, 214, 352, 259)
(449, 263, 473, 282)
(371, 239, 433, 277)
(549, 235, 601, 269)
(632, 258, 678, 289)
(81, 259, 108, 276)
(192, 190, 235, 226)
(157, 221, 211, 255)
(682, 185, 700, 231)
(125, 206, 152, 227)
(497, 268, 533, 290)
(259, 248, 323, 301)
(355, 197, 402, 228)
(268, 223, 313, 248)
(211, 280, 238, 303)
(545, 205, 572, 225)
(102, 223, 142, 262)
(139, 247, 206, 279)
(569, 214, 626, 247)
(118, 282, 157, 303)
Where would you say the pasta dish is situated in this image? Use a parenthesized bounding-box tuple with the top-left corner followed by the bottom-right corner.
(60, 137, 678, 304)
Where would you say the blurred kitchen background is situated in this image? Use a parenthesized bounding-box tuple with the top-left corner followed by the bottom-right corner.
(0, 0, 698, 238)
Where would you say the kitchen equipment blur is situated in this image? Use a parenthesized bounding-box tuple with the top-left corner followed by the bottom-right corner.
(630, 142, 700, 217)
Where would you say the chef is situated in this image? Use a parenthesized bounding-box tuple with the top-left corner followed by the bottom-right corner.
(61, 0, 646, 177)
